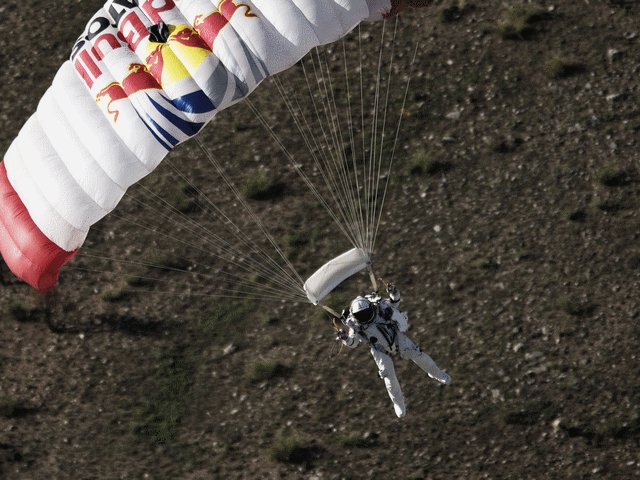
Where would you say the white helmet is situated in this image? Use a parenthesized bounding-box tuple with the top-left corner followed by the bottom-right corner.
(350, 296, 375, 325)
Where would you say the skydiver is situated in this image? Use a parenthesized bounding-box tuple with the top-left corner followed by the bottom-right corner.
(336, 283, 451, 418)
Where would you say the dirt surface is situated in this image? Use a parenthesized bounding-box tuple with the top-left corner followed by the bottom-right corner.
(2, 1, 640, 479)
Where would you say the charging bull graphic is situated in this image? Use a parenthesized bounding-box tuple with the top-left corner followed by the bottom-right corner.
(145, 25, 211, 86)
(193, 0, 258, 48)
(96, 63, 162, 123)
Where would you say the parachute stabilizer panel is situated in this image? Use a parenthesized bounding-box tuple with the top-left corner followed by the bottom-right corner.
(304, 248, 371, 305)
(0, 162, 77, 291)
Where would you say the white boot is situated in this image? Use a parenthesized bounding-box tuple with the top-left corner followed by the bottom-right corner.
(428, 370, 451, 384)
(393, 401, 406, 418)
(398, 334, 452, 385)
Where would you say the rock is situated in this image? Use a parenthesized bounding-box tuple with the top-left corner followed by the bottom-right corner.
(223, 343, 238, 356)
(552, 418, 564, 433)
(606, 93, 623, 104)
(445, 107, 462, 120)
(607, 48, 622, 63)
(524, 351, 542, 361)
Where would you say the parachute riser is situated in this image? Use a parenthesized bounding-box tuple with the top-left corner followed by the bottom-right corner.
(367, 265, 378, 293)
(320, 304, 341, 318)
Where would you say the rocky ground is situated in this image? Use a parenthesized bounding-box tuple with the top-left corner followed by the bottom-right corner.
(2, 0, 640, 479)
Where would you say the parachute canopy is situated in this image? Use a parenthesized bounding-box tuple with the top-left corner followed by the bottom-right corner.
(304, 248, 371, 305)
(0, 0, 426, 292)
(0, 0, 398, 290)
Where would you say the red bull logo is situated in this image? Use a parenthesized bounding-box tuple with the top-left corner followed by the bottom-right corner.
(96, 82, 127, 122)
(145, 44, 167, 84)
(121, 63, 162, 94)
(96, 63, 161, 123)
(172, 26, 211, 50)
(194, 0, 258, 50)
(145, 25, 212, 86)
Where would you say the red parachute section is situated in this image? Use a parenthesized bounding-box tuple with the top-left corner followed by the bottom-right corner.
(0, 162, 77, 291)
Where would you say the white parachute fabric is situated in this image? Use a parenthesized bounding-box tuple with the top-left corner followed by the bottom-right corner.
(3, 0, 392, 255)
(304, 248, 371, 305)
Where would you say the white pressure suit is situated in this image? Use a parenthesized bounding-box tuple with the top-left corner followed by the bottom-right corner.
(340, 288, 451, 418)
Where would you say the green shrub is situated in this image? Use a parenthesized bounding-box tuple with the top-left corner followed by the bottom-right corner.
(494, 19, 528, 39)
(101, 287, 129, 303)
(542, 56, 582, 79)
(0, 398, 24, 418)
(336, 433, 374, 448)
(131, 353, 193, 446)
(476, 256, 498, 269)
(503, 400, 559, 426)
(242, 172, 284, 200)
(597, 164, 625, 187)
(141, 250, 190, 271)
(438, 3, 464, 23)
(247, 360, 288, 384)
(6, 300, 38, 323)
(590, 195, 603, 210)
(283, 233, 309, 259)
(590, 195, 621, 213)
(557, 296, 592, 317)
(601, 416, 640, 441)
(494, 5, 544, 40)
(124, 274, 156, 288)
(562, 208, 586, 222)
(409, 153, 452, 176)
(268, 435, 308, 463)
(166, 183, 201, 214)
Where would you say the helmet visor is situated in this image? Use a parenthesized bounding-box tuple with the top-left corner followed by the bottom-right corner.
(353, 306, 374, 324)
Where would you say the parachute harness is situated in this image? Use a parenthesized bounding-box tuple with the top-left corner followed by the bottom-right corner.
(332, 318, 344, 356)
(323, 268, 394, 357)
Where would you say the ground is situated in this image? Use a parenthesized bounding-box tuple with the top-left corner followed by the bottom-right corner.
(2, 1, 640, 479)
